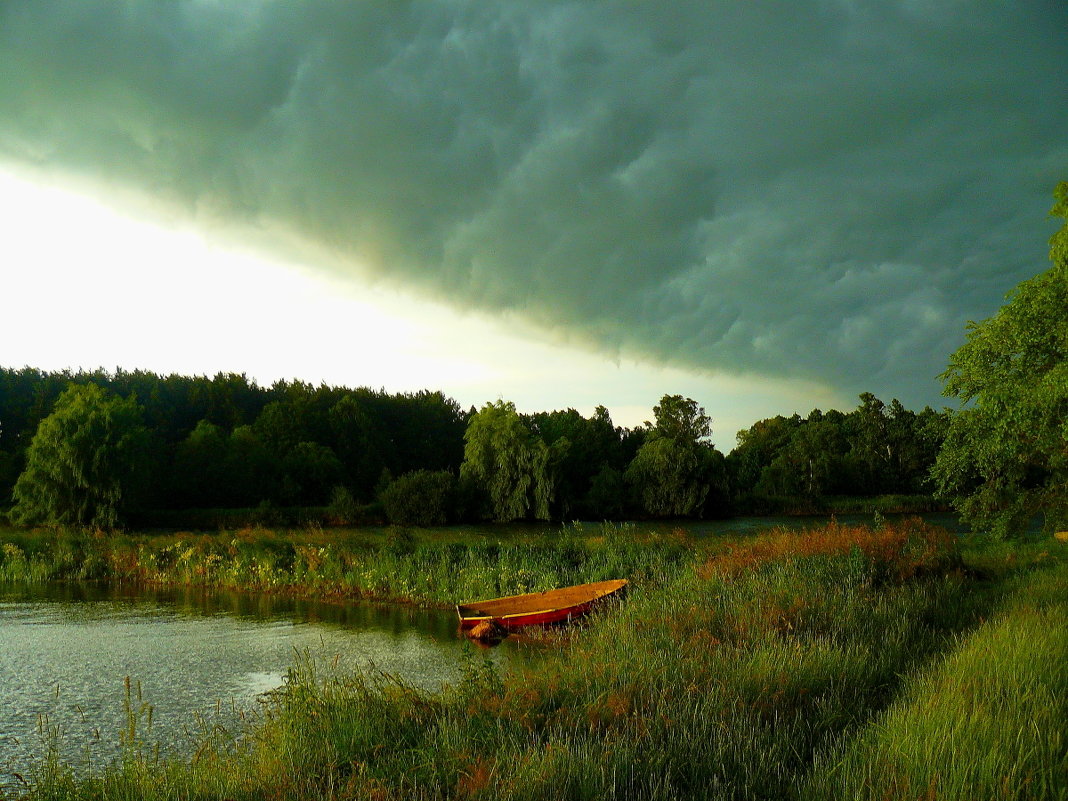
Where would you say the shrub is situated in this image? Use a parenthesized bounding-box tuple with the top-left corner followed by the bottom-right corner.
(326, 485, 361, 525)
(379, 470, 455, 527)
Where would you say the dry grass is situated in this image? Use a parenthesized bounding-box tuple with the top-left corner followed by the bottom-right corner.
(699, 516, 958, 581)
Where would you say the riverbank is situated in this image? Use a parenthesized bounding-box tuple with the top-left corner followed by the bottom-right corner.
(6, 519, 1066, 800)
(0, 522, 693, 608)
(0, 492, 947, 533)
(730, 492, 948, 516)
(0, 508, 959, 610)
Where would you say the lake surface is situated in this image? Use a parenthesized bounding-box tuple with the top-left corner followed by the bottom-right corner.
(0, 584, 517, 789)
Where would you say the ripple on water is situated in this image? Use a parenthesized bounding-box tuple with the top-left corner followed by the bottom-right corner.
(0, 585, 519, 789)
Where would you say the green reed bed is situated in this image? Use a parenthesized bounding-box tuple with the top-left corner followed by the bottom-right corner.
(15, 518, 1055, 801)
(0, 523, 692, 607)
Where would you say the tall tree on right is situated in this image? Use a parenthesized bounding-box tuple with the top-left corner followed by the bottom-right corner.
(932, 182, 1068, 537)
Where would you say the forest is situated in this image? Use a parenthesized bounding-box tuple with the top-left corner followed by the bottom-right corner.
(0, 366, 949, 528)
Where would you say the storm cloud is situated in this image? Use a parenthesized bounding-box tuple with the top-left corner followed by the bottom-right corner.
(1, 1, 1065, 406)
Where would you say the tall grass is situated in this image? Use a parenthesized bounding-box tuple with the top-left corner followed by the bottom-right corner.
(15, 518, 1060, 801)
(803, 561, 1068, 801)
(0, 522, 691, 607)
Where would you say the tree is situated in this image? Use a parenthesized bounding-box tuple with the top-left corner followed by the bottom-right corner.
(329, 393, 386, 501)
(585, 464, 626, 519)
(528, 405, 623, 519)
(626, 394, 726, 517)
(224, 425, 275, 506)
(379, 469, 455, 526)
(254, 400, 308, 456)
(280, 441, 344, 505)
(932, 182, 1068, 537)
(10, 383, 150, 528)
(756, 418, 847, 499)
(647, 395, 712, 442)
(171, 419, 229, 507)
(460, 400, 561, 521)
(727, 414, 804, 496)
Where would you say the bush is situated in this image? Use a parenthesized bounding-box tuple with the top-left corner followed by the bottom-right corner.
(379, 470, 455, 527)
(327, 485, 361, 525)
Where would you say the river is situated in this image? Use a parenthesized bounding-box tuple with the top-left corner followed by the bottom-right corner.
(0, 584, 516, 790)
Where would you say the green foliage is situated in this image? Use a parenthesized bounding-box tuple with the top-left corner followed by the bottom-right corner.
(281, 441, 344, 505)
(170, 419, 228, 507)
(528, 405, 624, 519)
(10, 383, 151, 529)
(460, 400, 560, 521)
(222, 424, 274, 506)
(648, 393, 712, 442)
(379, 469, 455, 526)
(326, 485, 361, 524)
(0, 363, 954, 525)
(625, 436, 715, 517)
(0, 521, 691, 606)
(626, 394, 726, 517)
(729, 397, 949, 505)
(0, 370, 469, 516)
(728, 413, 803, 491)
(328, 393, 384, 501)
(585, 464, 626, 519)
(933, 182, 1068, 537)
(755, 414, 847, 498)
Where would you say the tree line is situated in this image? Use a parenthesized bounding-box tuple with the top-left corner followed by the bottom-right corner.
(728, 394, 949, 509)
(0, 369, 467, 522)
(0, 365, 946, 528)
(2, 182, 1065, 536)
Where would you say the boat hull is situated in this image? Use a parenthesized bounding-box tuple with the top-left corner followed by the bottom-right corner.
(456, 579, 627, 630)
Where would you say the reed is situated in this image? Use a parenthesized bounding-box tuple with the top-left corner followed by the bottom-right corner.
(0, 522, 691, 607)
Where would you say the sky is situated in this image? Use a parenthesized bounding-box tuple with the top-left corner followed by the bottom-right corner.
(1, 2, 1065, 448)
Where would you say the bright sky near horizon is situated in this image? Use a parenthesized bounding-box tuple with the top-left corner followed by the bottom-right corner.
(0, 2, 1064, 448)
(0, 166, 840, 447)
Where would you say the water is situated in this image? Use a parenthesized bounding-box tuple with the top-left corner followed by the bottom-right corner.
(0, 584, 516, 788)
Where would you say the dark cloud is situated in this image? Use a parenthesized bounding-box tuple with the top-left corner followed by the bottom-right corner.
(1, 1, 1065, 406)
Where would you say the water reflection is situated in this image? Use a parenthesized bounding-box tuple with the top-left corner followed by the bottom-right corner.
(0, 584, 521, 789)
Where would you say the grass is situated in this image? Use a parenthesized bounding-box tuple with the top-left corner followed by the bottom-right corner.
(3, 519, 1066, 800)
(730, 493, 947, 516)
(0, 521, 692, 607)
(802, 559, 1068, 801)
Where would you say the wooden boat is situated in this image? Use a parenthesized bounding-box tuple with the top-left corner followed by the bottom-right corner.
(456, 579, 628, 630)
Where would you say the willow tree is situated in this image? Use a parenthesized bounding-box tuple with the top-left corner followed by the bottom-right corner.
(460, 400, 561, 522)
(626, 395, 726, 518)
(933, 182, 1068, 537)
(10, 383, 150, 529)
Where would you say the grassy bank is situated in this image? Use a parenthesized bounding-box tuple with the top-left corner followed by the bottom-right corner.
(9, 519, 1064, 800)
(0, 522, 692, 607)
(731, 493, 947, 516)
(803, 557, 1068, 801)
